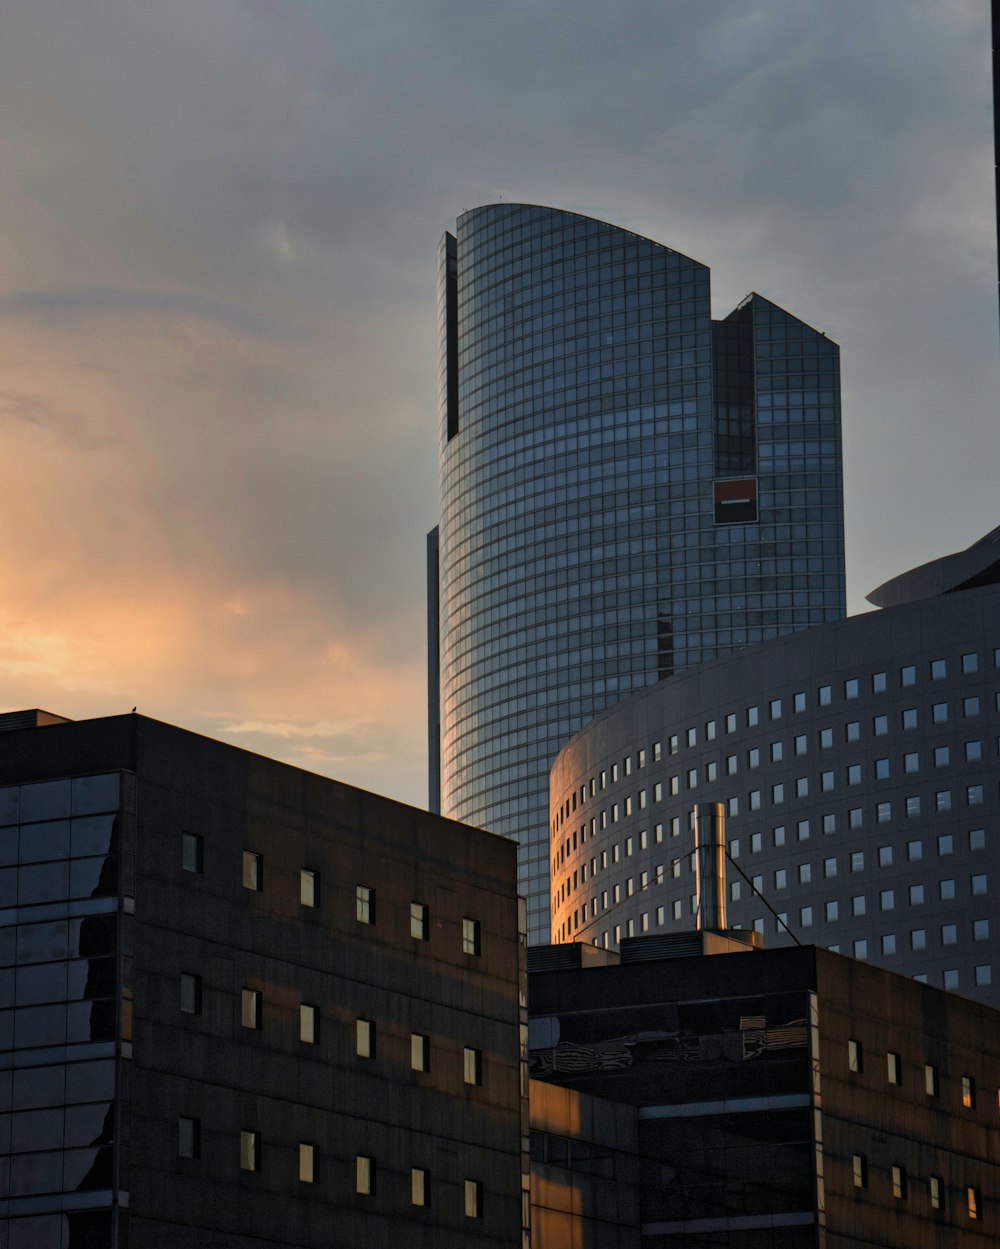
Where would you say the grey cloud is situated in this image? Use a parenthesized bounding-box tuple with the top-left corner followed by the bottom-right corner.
(2, 285, 294, 339)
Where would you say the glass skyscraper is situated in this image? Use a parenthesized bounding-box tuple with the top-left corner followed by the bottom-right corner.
(429, 204, 845, 941)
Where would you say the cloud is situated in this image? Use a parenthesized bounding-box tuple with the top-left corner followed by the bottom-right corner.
(1, 285, 291, 339)
(0, 0, 993, 808)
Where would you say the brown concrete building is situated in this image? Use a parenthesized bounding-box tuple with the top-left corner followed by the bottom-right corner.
(529, 938, 1000, 1248)
(0, 711, 528, 1249)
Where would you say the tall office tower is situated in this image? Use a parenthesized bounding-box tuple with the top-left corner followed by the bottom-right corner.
(429, 205, 846, 941)
(0, 711, 527, 1249)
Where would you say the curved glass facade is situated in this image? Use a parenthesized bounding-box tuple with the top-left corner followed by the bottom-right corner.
(432, 204, 845, 941)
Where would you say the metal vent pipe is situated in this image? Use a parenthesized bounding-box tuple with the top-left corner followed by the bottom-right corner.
(694, 802, 726, 932)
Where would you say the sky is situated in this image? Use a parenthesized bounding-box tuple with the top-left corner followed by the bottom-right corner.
(0, 0, 995, 809)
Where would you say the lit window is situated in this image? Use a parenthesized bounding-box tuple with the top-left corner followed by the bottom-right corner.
(411, 1032, 430, 1072)
(892, 1164, 907, 1200)
(848, 1039, 863, 1072)
(356, 885, 375, 924)
(242, 850, 262, 891)
(925, 1064, 939, 1096)
(356, 1155, 374, 1195)
(299, 1142, 316, 1184)
(411, 902, 429, 940)
(241, 988, 261, 1030)
(180, 972, 202, 1016)
(240, 1129, 260, 1172)
(464, 1178, 483, 1219)
(463, 1046, 483, 1086)
(182, 832, 203, 874)
(930, 1175, 943, 1210)
(887, 1052, 901, 1085)
(463, 917, 481, 955)
(968, 1186, 981, 1220)
(300, 1003, 317, 1044)
(178, 1116, 200, 1159)
(411, 1167, 430, 1207)
(853, 1154, 867, 1188)
(300, 869, 319, 908)
(356, 1018, 375, 1058)
(962, 1075, 976, 1108)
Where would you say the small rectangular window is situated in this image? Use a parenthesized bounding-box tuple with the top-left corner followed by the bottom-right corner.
(411, 902, 429, 940)
(892, 1164, 907, 1200)
(411, 1167, 430, 1207)
(300, 1003, 317, 1044)
(463, 917, 481, 955)
(240, 1129, 260, 1172)
(887, 1052, 901, 1085)
(180, 972, 202, 1016)
(464, 1046, 483, 1086)
(930, 1175, 943, 1210)
(182, 832, 203, 874)
(356, 885, 375, 924)
(356, 1155, 374, 1195)
(241, 988, 261, 1030)
(848, 1039, 863, 1073)
(411, 1032, 430, 1072)
(464, 1178, 483, 1219)
(853, 1154, 867, 1188)
(178, 1116, 200, 1159)
(357, 1018, 375, 1059)
(242, 850, 262, 891)
(968, 1186, 981, 1220)
(962, 1075, 976, 1108)
(299, 1142, 316, 1183)
(300, 869, 319, 908)
(925, 1064, 939, 1096)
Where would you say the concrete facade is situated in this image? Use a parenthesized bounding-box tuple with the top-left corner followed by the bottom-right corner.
(550, 576, 1000, 1005)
